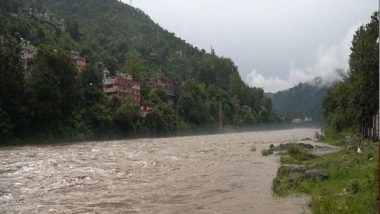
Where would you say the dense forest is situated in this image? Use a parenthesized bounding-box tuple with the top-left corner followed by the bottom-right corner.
(322, 12, 379, 137)
(0, 0, 280, 144)
(267, 80, 329, 123)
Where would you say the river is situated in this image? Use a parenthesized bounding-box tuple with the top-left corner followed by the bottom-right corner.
(0, 128, 320, 213)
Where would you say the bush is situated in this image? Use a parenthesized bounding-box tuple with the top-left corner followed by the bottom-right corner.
(287, 144, 315, 161)
(262, 149, 273, 156)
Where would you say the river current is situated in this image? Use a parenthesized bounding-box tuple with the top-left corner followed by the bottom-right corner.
(0, 129, 318, 213)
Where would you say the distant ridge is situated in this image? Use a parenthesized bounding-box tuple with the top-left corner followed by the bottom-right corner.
(266, 80, 329, 123)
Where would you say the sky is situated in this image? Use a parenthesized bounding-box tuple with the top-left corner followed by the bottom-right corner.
(123, 0, 378, 92)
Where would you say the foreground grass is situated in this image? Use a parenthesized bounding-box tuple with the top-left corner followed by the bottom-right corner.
(269, 142, 378, 214)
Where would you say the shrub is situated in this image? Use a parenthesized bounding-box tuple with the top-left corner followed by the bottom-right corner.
(262, 149, 273, 156)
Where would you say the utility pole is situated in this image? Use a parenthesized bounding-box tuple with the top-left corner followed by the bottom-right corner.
(0, 35, 3, 48)
(219, 101, 223, 130)
(157, 29, 160, 46)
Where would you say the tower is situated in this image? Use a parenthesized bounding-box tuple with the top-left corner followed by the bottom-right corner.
(211, 45, 215, 55)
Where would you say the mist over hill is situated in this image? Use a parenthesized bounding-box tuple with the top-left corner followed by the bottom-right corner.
(266, 78, 330, 123)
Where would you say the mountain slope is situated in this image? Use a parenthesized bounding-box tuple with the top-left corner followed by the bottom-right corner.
(16, 0, 194, 78)
(0, 0, 281, 143)
(267, 82, 329, 122)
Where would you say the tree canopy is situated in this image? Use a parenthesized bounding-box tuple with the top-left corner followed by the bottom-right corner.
(322, 12, 379, 134)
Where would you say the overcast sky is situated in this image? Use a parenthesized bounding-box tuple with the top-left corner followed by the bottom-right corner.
(123, 0, 377, 92)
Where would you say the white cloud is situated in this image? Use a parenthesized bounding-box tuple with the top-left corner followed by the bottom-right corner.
(246, 70, 293, 93)
(245, 24, 361, 93)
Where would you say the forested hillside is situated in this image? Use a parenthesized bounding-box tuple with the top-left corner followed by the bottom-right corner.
(0, 0, 280, 144)
(323, 12, 379, 136)
(267, 80, 329, 123)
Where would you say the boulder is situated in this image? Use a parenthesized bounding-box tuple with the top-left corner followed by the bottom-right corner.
(305, 169, 329, 181)
(289, 166, 308, 174)
(298, 143, 314, 150)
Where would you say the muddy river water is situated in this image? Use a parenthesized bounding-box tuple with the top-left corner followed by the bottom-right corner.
(0, 128, 323, 213)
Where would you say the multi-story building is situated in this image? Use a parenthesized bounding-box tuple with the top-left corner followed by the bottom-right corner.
(103, 73, 141, 106)
(139, 106, 152, 118)
(20, 39, 37, 71)
(148, 73, 176, 104)
(20, 8, 34, 17)
(70, 51, 86, 71)
(103, 67, 111, 79)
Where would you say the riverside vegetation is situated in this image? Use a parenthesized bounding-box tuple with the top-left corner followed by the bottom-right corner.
(263, 141, 378, 213)
(263, 12, 379, 214)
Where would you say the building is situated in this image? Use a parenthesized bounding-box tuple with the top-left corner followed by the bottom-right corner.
(292, 117, 313, 124)
(20, 39, 37, 71)
(95, 61, 111, 79)
(103, 67, 111, 79)
(19, 8, 65, 30)
(292, 118, 303, 124)
(139, 106, 153, 118)
(148, 73, 176, 104)
(103, 73, 141, 106)
(70, 51, 86, 71)
(241, 105, 252, 113)
(20, 8, 33, 17)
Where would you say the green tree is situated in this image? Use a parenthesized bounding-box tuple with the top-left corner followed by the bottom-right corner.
(177, 80, 215, 126)
(0, 37, 26, 139)
(79, 65, 113, 137)
(113, 98, 139, 135)
(80, 64, 106, 105)
(125, 51, 143, 81)
(27, 45, 80, 135)
(323, 12, 379, 134)
(144, 101, 186, 134)
(0, 108, 13, 142)
(67, 19, 80, 42)
(0, 0, 18, 13)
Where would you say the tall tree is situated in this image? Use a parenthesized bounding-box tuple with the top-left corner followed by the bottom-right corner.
(0, 37, 25, 140)
(125, 51, 143, 81)
(323, 12, 379, 133)
(27, 45, 80, 134)
(67, 19, 80, 42)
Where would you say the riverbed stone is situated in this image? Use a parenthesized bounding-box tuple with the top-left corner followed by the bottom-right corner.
(304, 169, 329, 181)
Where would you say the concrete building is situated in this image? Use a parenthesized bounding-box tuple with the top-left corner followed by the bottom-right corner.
(70, 51, 86, 71)
(20, 8, 33, 17)
(103, 67, 111, 79)
(103, 73, 141, 106)
(139, 106, 153, 118)
(292, 118, 303, 124)
(20, 39, 37, 71)
(148, 73, 176, 104)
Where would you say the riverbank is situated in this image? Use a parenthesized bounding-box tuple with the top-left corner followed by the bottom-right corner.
(265, 139, 378, 213)
(1, 122, 311, 147)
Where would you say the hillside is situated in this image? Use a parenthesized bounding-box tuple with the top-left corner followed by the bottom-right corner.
(6, 0, 242, 85)
(0, 0, 280, 143)
(267, 80, 329, 123)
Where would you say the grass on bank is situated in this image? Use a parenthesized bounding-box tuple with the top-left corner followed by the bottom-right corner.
(267, 141, 378, 214)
